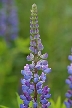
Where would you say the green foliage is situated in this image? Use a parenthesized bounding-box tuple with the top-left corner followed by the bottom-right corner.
(0, 105, 9, 108)
(50, 96, 66, 108)
(0, 38, 29, 107)
(29, 101, 33, 108)
(16, 93, 23, 108)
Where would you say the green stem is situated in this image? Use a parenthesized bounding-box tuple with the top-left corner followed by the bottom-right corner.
(34, 55, 38, 108)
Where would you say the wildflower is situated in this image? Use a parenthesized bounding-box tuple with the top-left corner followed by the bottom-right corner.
(65, 48, 72, 108)
(0, 0, 18, 42)
(20, 4, 51, 108)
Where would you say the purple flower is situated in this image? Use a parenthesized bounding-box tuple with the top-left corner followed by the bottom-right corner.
(65, 49, 72, 107)
(64, 101, 70, 108)
(27, 53, 34, 61)
(29, 46, 35, 53)
(42, 102, 51, 108)
(21, 64, 33, 80)
(20, 95, 26, 100)
(34, 34, 40, 39)
(37, 89, 42, 94)
(0, 8, 6, 36)
(20, 4, 51, 107)
(35, 60, 50, 71)
(65, 90, 72, 98)
(68, 55, 72, 61)
(20, 104, 24, 108)
(40, 86, 51, 107)
(34, 74, 39, 83)
(40, 53, 48, 59)
(33, 101, 38, 108)
(43, 68, 51, 74)
(40, 98, 48, 104)
(40, 72, 46, 82)
(29, 64, 34, 70)
(37, 43, 44, 50)
(0, 0, 19, 43)
(36, 81, 43, 89)
(67, 64, 72, 74)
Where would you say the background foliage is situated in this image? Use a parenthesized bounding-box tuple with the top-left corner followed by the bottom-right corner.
(0, 0, 72, 107)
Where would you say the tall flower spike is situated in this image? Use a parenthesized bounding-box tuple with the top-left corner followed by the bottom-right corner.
(20, 4, 51, 108)
(64, 48, 72, 108)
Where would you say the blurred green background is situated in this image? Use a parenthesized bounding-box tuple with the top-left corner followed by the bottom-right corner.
(0, 0, 72, 107)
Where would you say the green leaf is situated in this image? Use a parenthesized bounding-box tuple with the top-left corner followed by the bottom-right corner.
(62, 103, 66, 108)
(55, 96, 61, 108)
(16, 93, 23, 108)
(50, 99, 55, 108)
(0, 105, 9, 108)
(50, 96, 62, 108)
(29, 101, 33, 107)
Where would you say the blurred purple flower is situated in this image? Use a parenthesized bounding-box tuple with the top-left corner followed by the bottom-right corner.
(0, 0, 19, 43)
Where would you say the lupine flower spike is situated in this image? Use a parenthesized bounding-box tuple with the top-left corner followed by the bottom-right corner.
(65, 48, 72, 108)
(20, 4, 51, 108)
